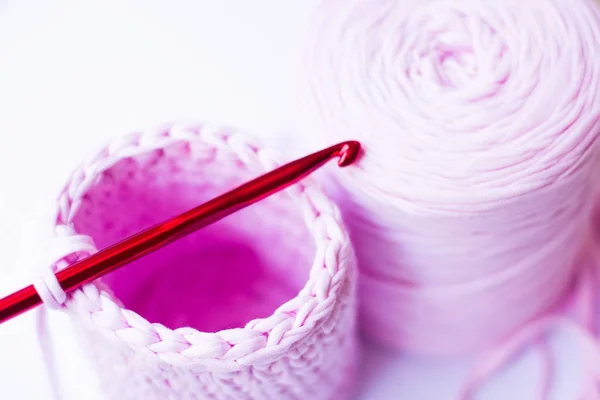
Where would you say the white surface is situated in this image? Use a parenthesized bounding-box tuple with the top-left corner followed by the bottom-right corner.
(0, 2, 586, 399)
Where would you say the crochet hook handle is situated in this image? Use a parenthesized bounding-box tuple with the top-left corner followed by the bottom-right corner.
(0, 141, 361, 325)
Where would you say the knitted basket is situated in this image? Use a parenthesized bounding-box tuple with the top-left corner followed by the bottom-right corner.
(41, 123, 358, 400)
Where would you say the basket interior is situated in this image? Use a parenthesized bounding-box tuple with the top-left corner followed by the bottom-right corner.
(71, 142, 315, 331)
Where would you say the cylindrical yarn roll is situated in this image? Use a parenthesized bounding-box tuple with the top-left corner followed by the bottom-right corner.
(39, 123, 358, 399)
(297, 0, 600, 356)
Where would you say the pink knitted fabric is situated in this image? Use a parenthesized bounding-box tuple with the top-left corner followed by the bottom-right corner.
(40, 123, 358, 400)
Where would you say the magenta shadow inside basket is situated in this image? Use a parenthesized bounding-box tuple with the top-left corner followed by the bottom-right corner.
(71, 143, 315, 331)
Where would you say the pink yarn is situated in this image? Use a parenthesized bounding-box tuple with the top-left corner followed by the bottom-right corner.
(38, 123, 358, 399)
(297, 0, 600, 357)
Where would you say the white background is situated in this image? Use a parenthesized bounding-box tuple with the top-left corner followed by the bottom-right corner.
(0, 1, 586, 399)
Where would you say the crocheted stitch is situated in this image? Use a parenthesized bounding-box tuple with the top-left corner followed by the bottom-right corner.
(42, 122, 358, 400)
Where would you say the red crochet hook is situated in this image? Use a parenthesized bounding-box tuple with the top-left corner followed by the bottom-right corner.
(0, 141, 361, 325)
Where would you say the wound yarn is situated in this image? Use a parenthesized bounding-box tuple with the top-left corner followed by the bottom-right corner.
(297, 0, 600, 356)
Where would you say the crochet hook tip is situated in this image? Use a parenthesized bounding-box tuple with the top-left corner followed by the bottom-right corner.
(337, 141, 361, 167)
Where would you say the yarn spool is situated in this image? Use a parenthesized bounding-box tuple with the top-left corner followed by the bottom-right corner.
(297, 0, 600, 356)
(41, 123, 358, 399)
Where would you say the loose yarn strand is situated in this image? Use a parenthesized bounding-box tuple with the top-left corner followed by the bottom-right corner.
(36, 307, 62, 400)
(462, 227, 600, 399)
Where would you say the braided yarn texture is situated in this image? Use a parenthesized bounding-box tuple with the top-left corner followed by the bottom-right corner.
(45, 123, 358, 400)
(297, 0, 600, 357)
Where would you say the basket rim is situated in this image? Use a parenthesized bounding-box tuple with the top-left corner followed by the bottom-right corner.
(50, 122, 355, 368)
